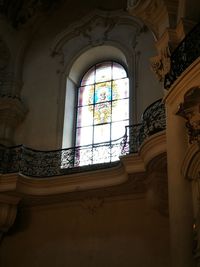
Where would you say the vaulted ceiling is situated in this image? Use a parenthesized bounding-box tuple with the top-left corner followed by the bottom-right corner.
(0, 0, 127, 28)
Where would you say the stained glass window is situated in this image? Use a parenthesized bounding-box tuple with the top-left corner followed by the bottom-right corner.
(75, 61, 129, 165)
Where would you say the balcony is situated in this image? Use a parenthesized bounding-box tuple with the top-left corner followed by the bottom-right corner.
(164, 23, 200, 89)
(0, 99, 166, 178)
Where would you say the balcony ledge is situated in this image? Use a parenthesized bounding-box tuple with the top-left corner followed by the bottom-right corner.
(0, 131, 166, 199)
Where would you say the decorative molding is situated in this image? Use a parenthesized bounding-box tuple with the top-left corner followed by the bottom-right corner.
(51, 9, 143, 57)
(176, 87, 200, 146)
(127, 0, 166, 38)
(127, 0, 179, 39)
(140, 131, 166, 166)
(0, 131, 166, 207)
(150, 46, 171, 81)
(127, 0, 141, 8)
(164, 56, 200, 107)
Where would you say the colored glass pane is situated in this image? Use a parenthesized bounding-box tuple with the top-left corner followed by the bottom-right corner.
(111, 120, 128, 140)
(94, 124, 110, 143)
(76, 126, 93, 146)
(95, 62, 111, 83)
(94, 82, 112, 103)
(112, 99, 129, 122)
(75, 61, 129, 165)
(81, 66, 95, 86)
(78, 85, 94, 106)
(112, 62, 127, 80)
(94, 102, 111, 124)
(77, 106, 93, 127)
(112, 78, 129, 100)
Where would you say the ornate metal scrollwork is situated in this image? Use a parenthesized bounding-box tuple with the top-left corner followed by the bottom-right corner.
(0, 99, 166, 177)
(164, 23, 200, 89)
(122, 99, 166, 153)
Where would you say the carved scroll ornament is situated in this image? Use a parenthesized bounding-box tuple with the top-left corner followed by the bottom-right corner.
(176, 87, 200, 146)
(150, 47, 171, 81)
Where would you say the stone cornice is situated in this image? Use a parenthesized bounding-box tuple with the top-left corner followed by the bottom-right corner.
(0, 131, 166, 206)
(140, 131, 167, 166)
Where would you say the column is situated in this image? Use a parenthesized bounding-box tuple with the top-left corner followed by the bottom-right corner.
(166, 106, 195, 267)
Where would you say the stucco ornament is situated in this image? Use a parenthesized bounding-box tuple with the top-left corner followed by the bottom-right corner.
(176, 87, 200, 146)
(150, 47, 171, 81)
(127, 0, 141, 8)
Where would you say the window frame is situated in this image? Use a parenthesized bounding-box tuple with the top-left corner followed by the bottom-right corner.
(73, 60, 129, 165)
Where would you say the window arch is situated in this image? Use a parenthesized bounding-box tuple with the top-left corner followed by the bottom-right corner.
(74, 61, 129, 165)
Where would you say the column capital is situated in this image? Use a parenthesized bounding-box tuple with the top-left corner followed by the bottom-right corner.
(176, 87, 200, 146)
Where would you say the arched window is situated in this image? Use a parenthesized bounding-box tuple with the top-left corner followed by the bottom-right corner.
(74, 61, 129, 166)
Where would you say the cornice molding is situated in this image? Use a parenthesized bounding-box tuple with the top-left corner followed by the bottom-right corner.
(164, 57, 200, 108)
(0, 132, 166, 207)
(51, 9, 143, 56)
(127, 0, 179, 39)
(140, 131, 166, 166)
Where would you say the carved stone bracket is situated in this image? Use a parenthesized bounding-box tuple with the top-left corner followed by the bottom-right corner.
(0, 96, 27, 145)
(176, 87, 200, 146)
(150, 46, 171, 81)
(0, 194, 20, 240)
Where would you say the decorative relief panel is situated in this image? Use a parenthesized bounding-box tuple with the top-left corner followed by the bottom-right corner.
(51, 9, 143, 60)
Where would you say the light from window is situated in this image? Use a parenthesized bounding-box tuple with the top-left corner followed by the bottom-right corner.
(75, 61, 129, 166)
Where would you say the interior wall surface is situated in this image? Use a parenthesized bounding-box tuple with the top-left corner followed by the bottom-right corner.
(0, 197, 170, 267)
(12, 9, 163, 150)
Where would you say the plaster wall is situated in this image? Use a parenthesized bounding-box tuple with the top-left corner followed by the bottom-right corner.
(13, 10, 163, 149)
(0, 197, 170, 267)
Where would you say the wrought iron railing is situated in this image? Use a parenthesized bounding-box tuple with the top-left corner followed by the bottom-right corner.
(164, 23, 200, 89)
(122, 99, 166, 153)
(0, 138, 125, 177)
(0, 99, 166, 177)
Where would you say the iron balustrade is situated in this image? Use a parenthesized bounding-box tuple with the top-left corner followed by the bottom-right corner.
(122, 99, 166, 153)
(0, 99, 166, 177)
(164, 23, 200, 89)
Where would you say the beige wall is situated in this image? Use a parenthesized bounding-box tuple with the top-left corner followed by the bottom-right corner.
(12, 10, 163, 149)
(0, 197, 170, 267)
